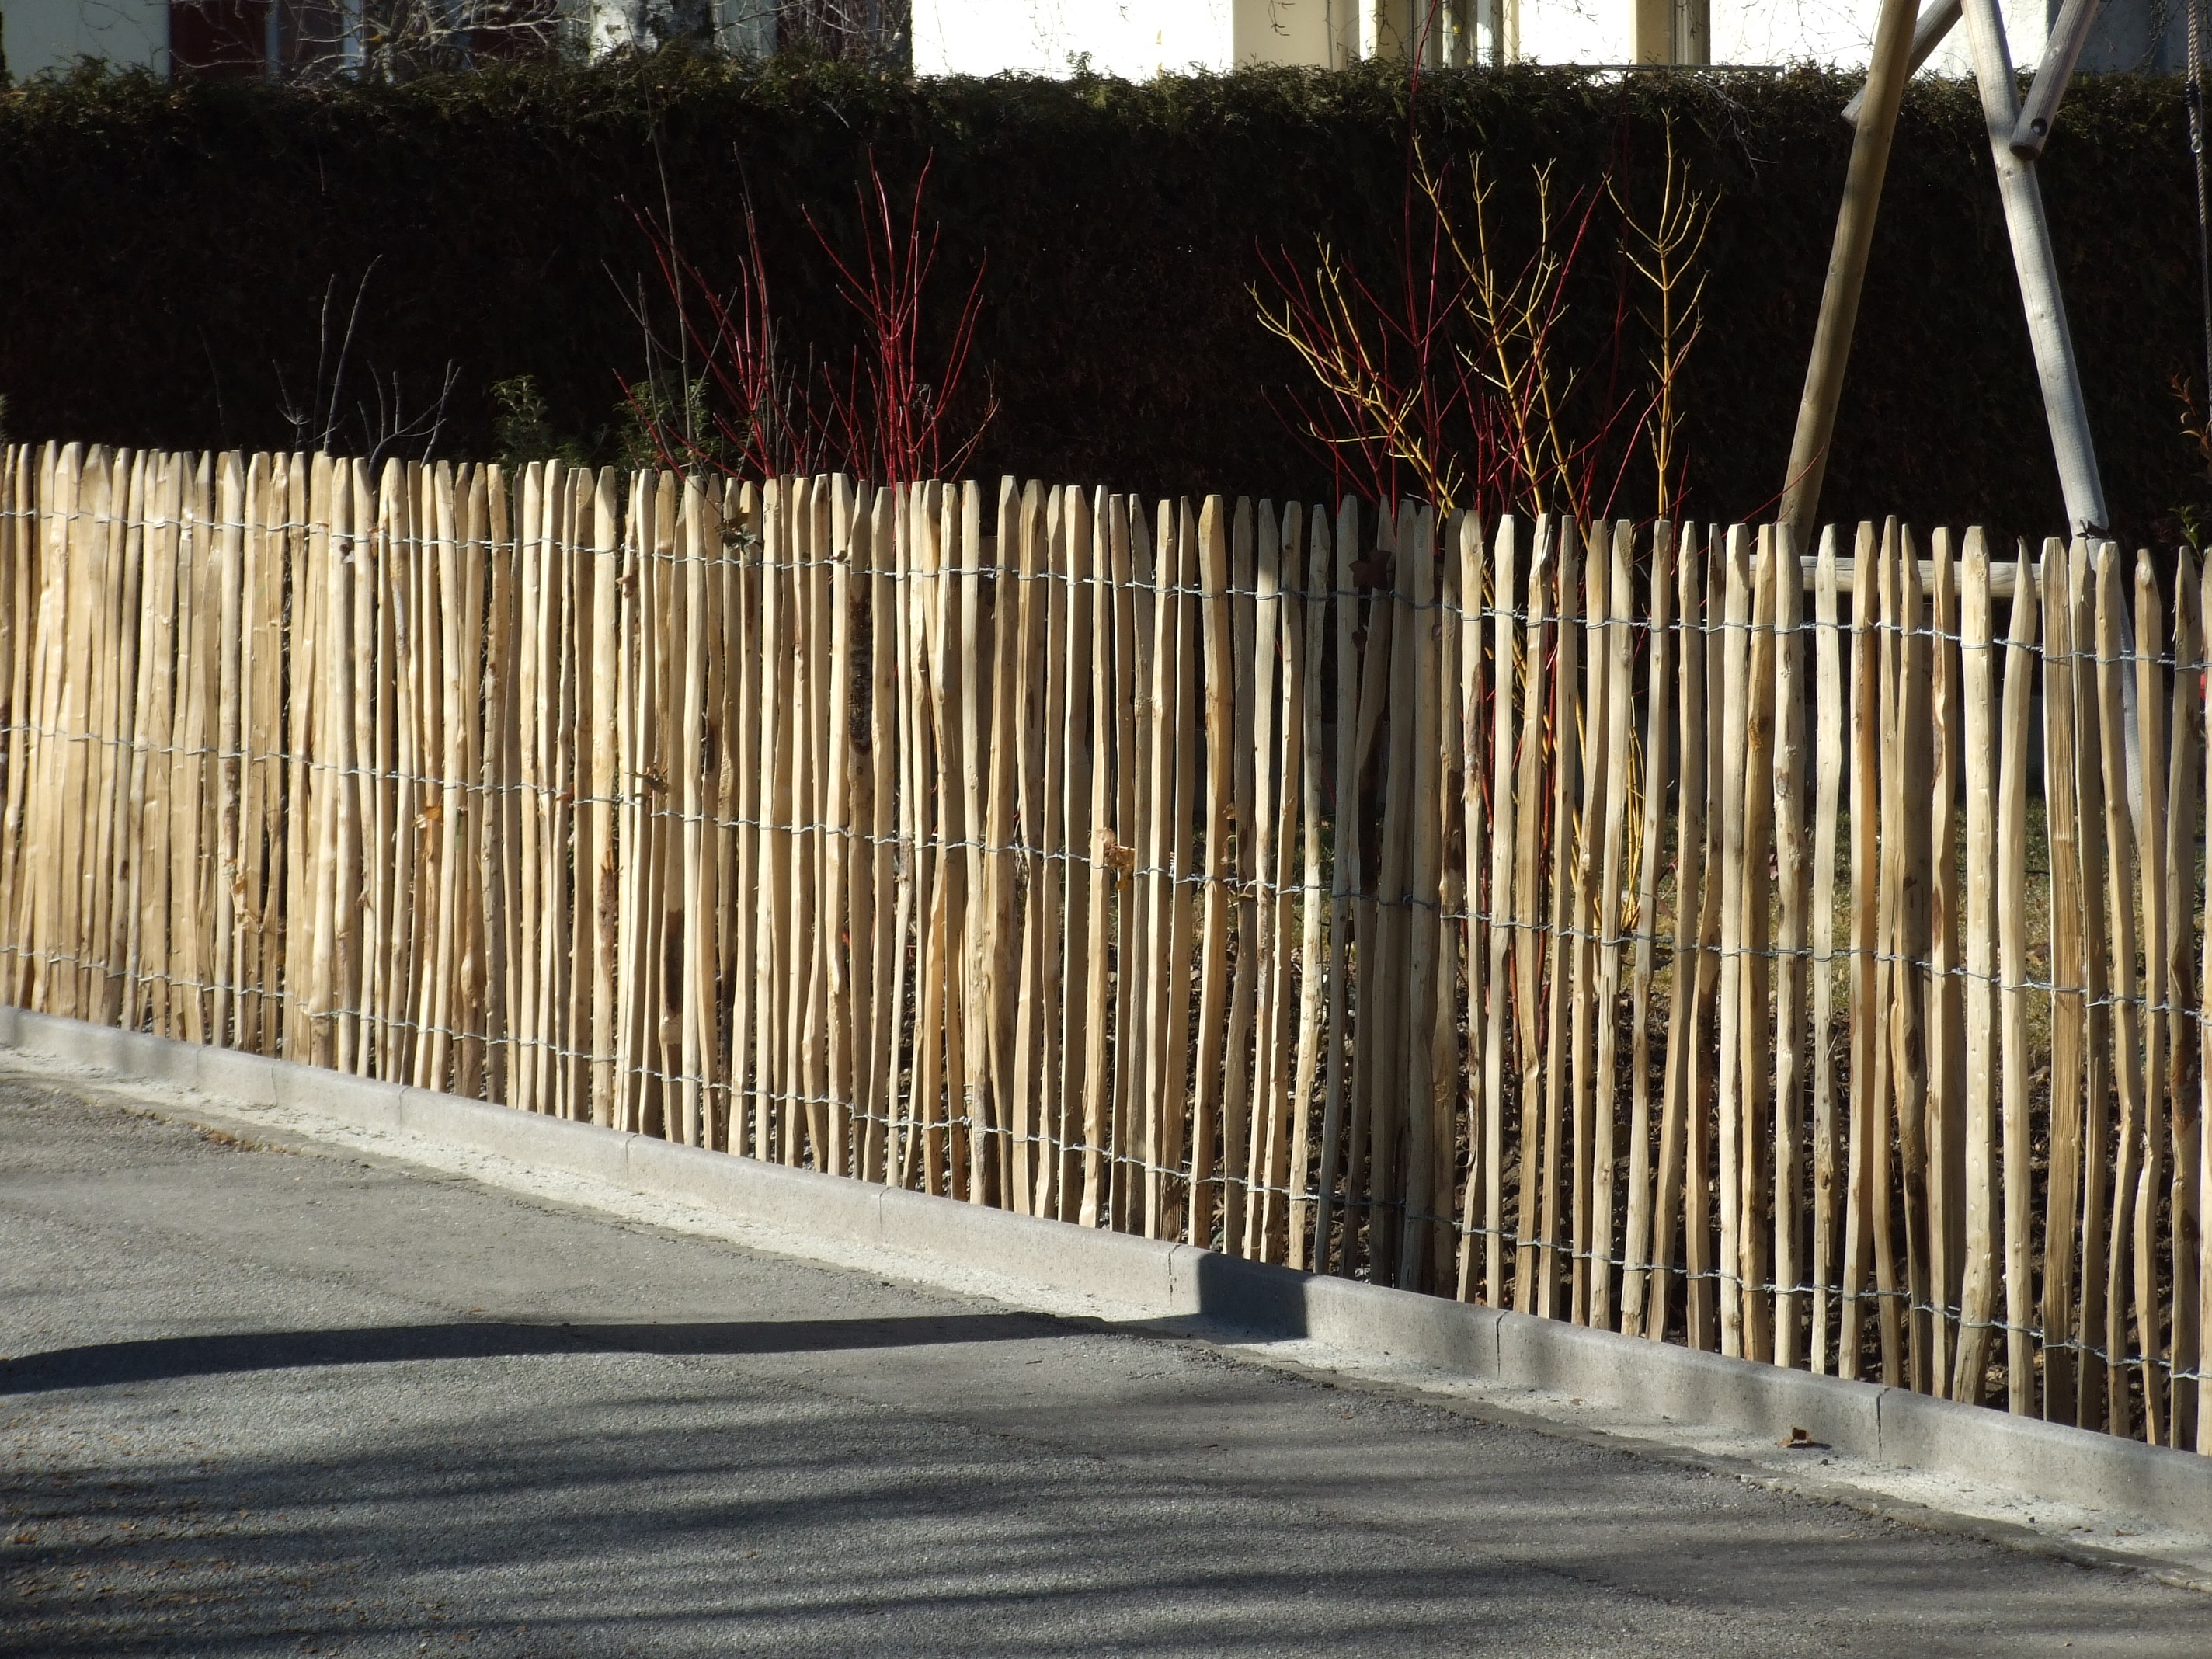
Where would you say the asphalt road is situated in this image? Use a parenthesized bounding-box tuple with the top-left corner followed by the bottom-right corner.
(2, 1073, 2207, 1657)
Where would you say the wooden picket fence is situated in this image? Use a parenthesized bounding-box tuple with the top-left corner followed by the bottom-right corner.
(2, 440, 2207, 1452)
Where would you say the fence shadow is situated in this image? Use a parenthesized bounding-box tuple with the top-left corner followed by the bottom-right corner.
(0, 1311, 1066, 1394)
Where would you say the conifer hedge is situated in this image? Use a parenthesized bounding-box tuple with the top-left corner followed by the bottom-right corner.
(0, 53, 2203, 540)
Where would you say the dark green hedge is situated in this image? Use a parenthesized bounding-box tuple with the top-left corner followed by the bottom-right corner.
(1, 53, 2204, 541)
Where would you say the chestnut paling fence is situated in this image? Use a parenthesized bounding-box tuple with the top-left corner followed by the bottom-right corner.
(2, 440, 2207, 1452)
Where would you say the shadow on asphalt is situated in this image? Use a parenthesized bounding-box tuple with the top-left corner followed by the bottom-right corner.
(0, 1311, 1068, 1393)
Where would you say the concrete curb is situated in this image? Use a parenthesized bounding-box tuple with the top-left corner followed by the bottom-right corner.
(5, 1006, 2207, 1536)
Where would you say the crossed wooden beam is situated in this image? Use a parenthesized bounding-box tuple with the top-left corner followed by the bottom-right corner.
(1782, 0, 2111, 551)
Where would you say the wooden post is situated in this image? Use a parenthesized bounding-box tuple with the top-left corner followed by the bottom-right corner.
(1366, 503, 1418, 1286)
(1739, 533, 1779, 1365)
(2093, 543, 2141, 1438)
(1771, 526, 1810, 1368)
(2199, 563, 2212, 1451)
(1157, 500, 1202, 1243)
(1398, 506, 1443, 1291)
(1511, 522, 1553, 1313)
(1567, 527, 1612, 1325)
(1108, 498, 1146, 1233)
(1925, 531, 1966, 1392)
(1588, 522, 1635, 1329)
(1191, 496, 1235, 1250)
(1139, 496, 1184, 1237)
(1954, 530, 2002, 1403)
(1621, 521, 1674, 1337)
(1452, 508, 1492, 1301)
(2162, 552, 2200, 1450)
(1313, 499, 1361, 1273)
(1078, 490, 1117, 1224)
(979, 479, 1027, 1207)
(587, 467, 621, 1127)
(1343, 503, 1398, 1274)
(1285, 505, 1331, 1270)
(2009, 0, 2099, 159)
(1779, 0, 1926, 549)
(1892, 530, 1938, 1391)
(2131, 551, 2171, 1444)
(1996, 540, 2041, 1413)
(1715, 527, 1751, 1355)
(1841, 0, 1963, 125)
(955, 484, 993, 1199)
(1481, 517, 1518, 1308)
(1011, 484, 1052, 1210)
(1841, 523, 1882, 1379)
(2071, 537, 2115, 1430)
(1245, 502, 1290, 1259)
(1652, 527, 1706, 1345)
(2033, 540, 2081, 1423)
(863, 485, 901, 1177)
(1957, 0, 2109, 537)
(1809, 528, 1845, 1372)
(1221, 500, 1261, 1250)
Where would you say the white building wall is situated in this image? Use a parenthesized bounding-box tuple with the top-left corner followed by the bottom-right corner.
(913, 0, 1351, 77)
(1507, 0, 2055, 70)
(3, 0, 169, 78)
(912, 0, 2179, 75)
(1238, 0, 1339, 65)
(1709, 0, 2048, 71)
(913, 0, 1230, 77)
(1513, 0, 1627, 64)
(0, 0, 2177, 85)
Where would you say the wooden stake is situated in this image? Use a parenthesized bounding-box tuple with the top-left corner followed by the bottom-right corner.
(2093, 542, 2141, 1438)
(1996, 535, 2041, 1411)
(1007, 485, 1051, 1212)
(2130, 549, 2170, 1443)
(1343, 503, 1396, 1275)
(1619, 523, 1668, 1332)
(1715, 527, 1753, 1355)
(864, 485, 900, 1178)
(2031, 540, 2081, 1422)
(1221, 499, 1261, 1250)
(1567, 524, 1612, 1325)
(1287, 505, 1332, 1270)
(1779, 0, 1931, 545)
(1245, 501, 1290, 1258)
(1191, 496, 1235, 1250)
(1536, 519, 1580, 1320)
(1925, 530, 1966, 1390)
(1455, 509, 1496, 1301)
(1512, 520, 1556, 1313)
(2070, 537, 2115, 1430)
(1400, 506, 1444, 1291)
(1366, 503, 1419, 1286)
(2198, 561, 2212, 1451)
(1842, 523, 1883, 1379)
(1112, 497, 1153, 1234)
(2157, 548, 2199, 1448)
(1589, 521, 1636, 1329)
(1313, 499, 1360, 1273)
(1893, 528, 1939, 1391)
(1481, 516, 1519, 1308)
(1955, 528, 2002, 1404)
(1810, 528, 1845, 1372)
(1079, 490, 1118, 1224)
(977, 480, 1026, 1207)
(1772, 525, 1810, 1367)
(586, 468, 621, 1127)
